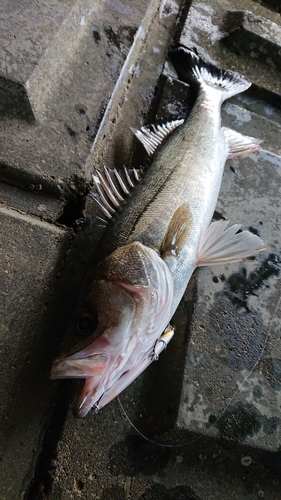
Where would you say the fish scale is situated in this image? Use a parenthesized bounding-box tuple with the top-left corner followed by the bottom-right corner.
(98, 87, 226, 310)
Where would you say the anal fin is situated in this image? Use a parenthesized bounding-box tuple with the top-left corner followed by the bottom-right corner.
(222, 127, 262, 159)
(197, 220, 265, 266)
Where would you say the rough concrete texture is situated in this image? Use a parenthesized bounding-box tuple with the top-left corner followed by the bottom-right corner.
(177, 144, 281, 451)
(1, 0, 281, 499)
(172, 0, 281, 451)
(223, 10, 281, 67)
(178, 0, 281, 104)
(0, 0, 151, 207)
(0, 206, 72, 497)
(0, 0, 75, 121)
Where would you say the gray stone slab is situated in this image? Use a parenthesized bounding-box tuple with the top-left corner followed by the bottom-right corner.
(169, 0, 281, 451)
(0, 1, 183, 497)
(223, 10, 281, 68)
(0, 0, 75, 85)
(2, 0, 281, 498)
(46, 397, 281, 500)
(0, 183, 64, 222)
(177, 0, 281, 105)
(138, 73, 281, 451)
(0, 0, 75, 120)
(265, 0, 281, 12)
(0, 206, 72, 498)
(176, 145, 281, 451)
(222, 101, 281, 156)
(0, 0, 150, 204)
(88, 0, 182, 171)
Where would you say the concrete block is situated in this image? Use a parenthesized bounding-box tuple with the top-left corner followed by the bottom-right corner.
(0, 205, 72, 498)
(0, 0, 151, 202)
(2, 0, 281, 498)
(177, 0, 281, 105)
(158, 1, 281, 451)
(222, 10, 281, 69)
(0, 183, 64, 223)
(176, 146, 281, 451)
(0, 0, 75, 121)
(0, 0, 183, 495)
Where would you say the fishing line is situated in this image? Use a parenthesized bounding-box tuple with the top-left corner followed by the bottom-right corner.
(117, 396, 178, 448)
(118, 292, 281, 448)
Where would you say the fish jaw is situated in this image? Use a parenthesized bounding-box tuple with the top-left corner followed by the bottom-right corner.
(50, 353, 109, 379)
(74, 319, 175, 418)
(96, 326, 175, 411)
(51, 242, 175, 416)
(76, 377, 102, 417)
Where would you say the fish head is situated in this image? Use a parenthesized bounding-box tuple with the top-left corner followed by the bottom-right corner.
(51, 241, 174, 417)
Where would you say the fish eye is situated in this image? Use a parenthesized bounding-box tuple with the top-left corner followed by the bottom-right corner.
(75, 312, 98, 336)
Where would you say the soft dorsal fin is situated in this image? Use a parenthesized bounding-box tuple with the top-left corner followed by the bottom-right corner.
(90, 166, 142, 221)
(132, 119, 184, 156)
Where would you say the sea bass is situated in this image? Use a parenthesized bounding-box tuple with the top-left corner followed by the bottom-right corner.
(51, 47, 265, 417)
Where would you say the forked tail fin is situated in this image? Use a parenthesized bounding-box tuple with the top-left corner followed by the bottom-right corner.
(169, 46, 251, 101)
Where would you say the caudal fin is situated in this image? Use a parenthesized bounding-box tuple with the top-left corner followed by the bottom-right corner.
(169, 46, 251, 101)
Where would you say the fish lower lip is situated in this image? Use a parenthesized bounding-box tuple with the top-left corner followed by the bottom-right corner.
(50, 353, 109, 379)
(50, 360, 86, 378)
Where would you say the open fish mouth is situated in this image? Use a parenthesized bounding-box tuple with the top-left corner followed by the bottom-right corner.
(51, 353, 110, 379)
(51, 242, 175, 416)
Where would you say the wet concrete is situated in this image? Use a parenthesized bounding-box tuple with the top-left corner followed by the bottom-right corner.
(0, 0, 151, 208)
(177, 116, 281, 452)
(178, 0, 281, 104)
(0, 206, 73, 497)
(1, 0, 281, 498)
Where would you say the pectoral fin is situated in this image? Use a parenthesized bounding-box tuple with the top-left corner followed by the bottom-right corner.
(197, 220, 265, 266)
(223, 127, 262, 159)
(160, 204, 193, 259)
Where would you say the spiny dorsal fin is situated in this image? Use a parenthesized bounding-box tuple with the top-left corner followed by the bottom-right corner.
(197, 220, 265, 266)
(160, 204, 193, 259)
(132, 119, 184, 156)
(90, 166, 142, 221)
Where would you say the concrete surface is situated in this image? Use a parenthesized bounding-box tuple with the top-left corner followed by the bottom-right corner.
(177, 145, 281, 451)
(178, 0, 281, 104)
(223, 10, 281, 67)
(1, 0, 281, 499)
(0, 0, 151, 206)
(0, 206, 72, 497)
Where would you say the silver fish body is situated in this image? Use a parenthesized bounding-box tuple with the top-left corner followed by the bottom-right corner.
(104, 86, 229, 310)
(51, 47, 264, 416)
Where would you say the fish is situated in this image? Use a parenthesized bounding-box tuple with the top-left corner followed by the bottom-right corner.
(51, 46, 265, 417)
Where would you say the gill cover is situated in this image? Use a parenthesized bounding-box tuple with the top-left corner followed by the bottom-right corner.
(51, 241, 174, 417)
